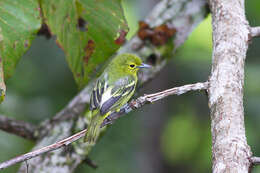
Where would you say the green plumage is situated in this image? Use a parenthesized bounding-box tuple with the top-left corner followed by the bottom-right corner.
(84, 53, 150, 144)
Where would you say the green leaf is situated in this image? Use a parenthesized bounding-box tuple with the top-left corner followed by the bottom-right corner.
(41, 0, 129, 88)
(0, 0, 41, 79)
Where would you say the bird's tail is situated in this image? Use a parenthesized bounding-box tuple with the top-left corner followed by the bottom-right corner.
(84, 111, 104, 145)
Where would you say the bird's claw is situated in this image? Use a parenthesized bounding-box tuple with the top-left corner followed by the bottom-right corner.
(100, 116, 114, 128)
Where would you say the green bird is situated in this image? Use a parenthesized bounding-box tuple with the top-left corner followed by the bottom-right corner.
(85, 53, 151, 144)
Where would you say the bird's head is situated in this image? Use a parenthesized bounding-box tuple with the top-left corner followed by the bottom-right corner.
(111, 53, 151, 75)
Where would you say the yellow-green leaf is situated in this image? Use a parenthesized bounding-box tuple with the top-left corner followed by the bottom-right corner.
(41, 0, 129, 88)
(0, 0, 41, 79)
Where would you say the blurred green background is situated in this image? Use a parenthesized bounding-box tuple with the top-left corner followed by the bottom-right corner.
(0, 0, 260, 172)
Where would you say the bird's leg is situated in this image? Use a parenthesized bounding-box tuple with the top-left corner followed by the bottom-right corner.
(100, 116, 113, 128)
(122, 104, 133, 113)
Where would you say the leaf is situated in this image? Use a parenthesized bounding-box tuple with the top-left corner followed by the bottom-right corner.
(41, 0, 129, 88)
(0, 0, 41, 79)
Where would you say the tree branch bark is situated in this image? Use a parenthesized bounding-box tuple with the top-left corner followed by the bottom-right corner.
(250, 27, 260, 38)
(250, 156, 260, 165)
(0, 115, 36, 140)
(208, 0, 252, 172)
(0, 82, 208, 170)
(16, 0, 209, 172)
(0, 129, 87, 170)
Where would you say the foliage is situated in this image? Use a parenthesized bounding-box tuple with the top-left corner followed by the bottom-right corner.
(0, 0, 41, 102)
(0, 0, 128, 96)
(40, 0, 128, 88)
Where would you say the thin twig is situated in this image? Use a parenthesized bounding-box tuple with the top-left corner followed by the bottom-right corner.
(0, 115, 37, 140)
(250, 27, 260, 38)
(0, 129, 87, 170)
(0, 81, 208, 170)
(250, 156, 260, 165)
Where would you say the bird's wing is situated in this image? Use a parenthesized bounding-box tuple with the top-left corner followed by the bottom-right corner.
(100, 79, 136, 115)
(89, 76, 106, 111)
(90, 75, 136, 116)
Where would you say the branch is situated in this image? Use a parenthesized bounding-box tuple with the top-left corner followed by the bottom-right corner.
(250, 27, 260, 38)
(0, 115, 37, 140)
(208, 0, 252, 172)
(250, 157, 260, 165)
(0, 82, 208, 170)
(0, 129, 87, 170)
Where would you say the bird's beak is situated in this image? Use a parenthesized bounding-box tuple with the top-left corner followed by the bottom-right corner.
(137, 63, 152, 68)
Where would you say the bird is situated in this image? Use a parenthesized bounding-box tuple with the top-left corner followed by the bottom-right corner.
(84, 53, 151, 144)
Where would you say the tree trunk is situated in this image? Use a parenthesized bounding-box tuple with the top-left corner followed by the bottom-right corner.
(208, 0, 252, 172)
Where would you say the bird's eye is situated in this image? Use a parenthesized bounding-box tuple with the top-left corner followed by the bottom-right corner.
(129, 64, 135, 68)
